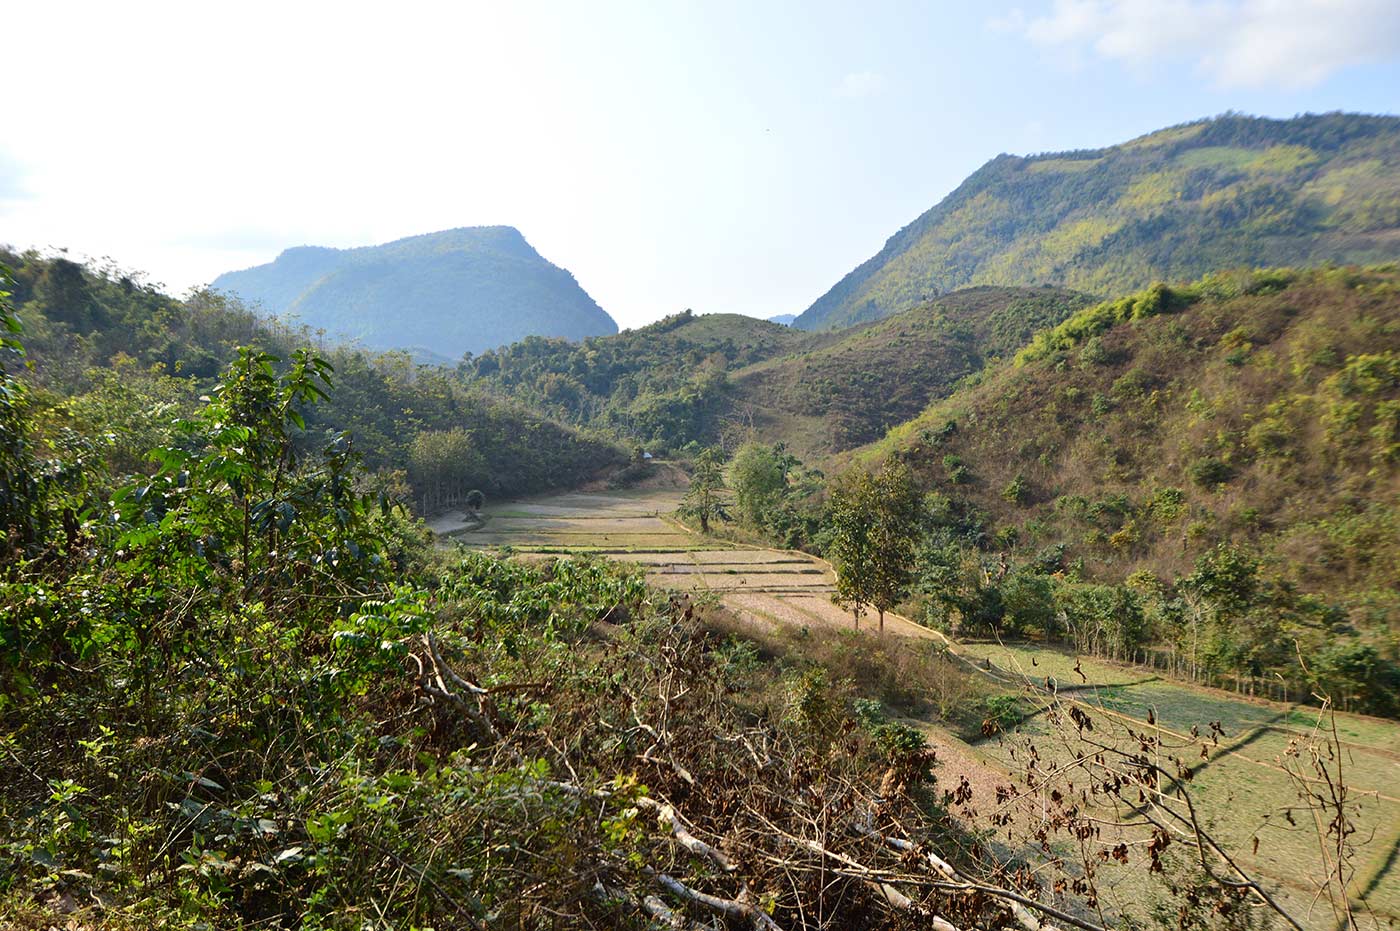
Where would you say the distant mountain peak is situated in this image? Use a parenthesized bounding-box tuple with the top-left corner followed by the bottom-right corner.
(795, 112, 1400, 331)
(213, 227, 616, 360)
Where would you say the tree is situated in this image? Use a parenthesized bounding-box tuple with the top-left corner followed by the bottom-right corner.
(868, 460, 921, 633)
(828, 459, 920, 633)
(0, 266, 43, 559)
(727, 441, 795, 528)
(1184, 543, 1259, 618)
(680, 446, 729, 534)
(828, 470, 877, 629)
(408, 428, 488, 513)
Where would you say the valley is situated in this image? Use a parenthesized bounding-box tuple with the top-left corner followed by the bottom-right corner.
(446, 481, 1400, 929)
(6, 101, 1400, 930)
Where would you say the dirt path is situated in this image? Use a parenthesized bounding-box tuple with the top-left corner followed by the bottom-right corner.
(439, 483, 1400, 926)
(446, 485, 948, 642)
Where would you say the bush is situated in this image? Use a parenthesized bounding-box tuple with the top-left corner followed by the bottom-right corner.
(1189, 456, 1234, 487)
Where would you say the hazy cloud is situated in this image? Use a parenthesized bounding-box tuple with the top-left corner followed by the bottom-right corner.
(995, 0, 1400, 88)
(835, 71, 888, 98)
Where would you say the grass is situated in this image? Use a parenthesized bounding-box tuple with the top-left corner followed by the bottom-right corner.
(957, 633, 1400, 926)
(979, 697, 1400, 926)
(953, 641, 1147, 687)
(1228, 727, 1400, 800)
(1090, 679, 1286, 738)
(457, 485, 1400, 927)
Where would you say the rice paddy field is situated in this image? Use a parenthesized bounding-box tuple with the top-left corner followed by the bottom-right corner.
(967, 649, 1400, 927)
(445, 486, 1400, 929)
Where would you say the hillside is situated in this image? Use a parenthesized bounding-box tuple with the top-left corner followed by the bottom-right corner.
(3, 248, 625, 504)
(464, 289, 1090, 459)
(796, 112, 1400, 330)
(213, 226, 618, 360)
(465, 309, 818, 449)
(729, 285, 1091, 457)
(866, 266, 1400, 678)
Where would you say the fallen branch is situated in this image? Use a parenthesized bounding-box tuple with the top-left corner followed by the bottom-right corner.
(650, 870, 783, 931)
(639, 798, 738, 872)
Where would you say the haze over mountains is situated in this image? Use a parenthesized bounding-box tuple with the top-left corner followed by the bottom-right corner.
(796, 112, 1400, 330)
(212, 226, 617, 361)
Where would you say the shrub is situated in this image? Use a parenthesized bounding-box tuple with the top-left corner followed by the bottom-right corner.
(1148, 487, 1187, 524)
(1189, 456, 1233, 487)
(1001, 473, 1029, 505)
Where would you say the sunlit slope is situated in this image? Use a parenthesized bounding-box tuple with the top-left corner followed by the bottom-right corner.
(865, 265, 1400, 622)
(796, 112, 1400, 330)
(729, 285, 1091, 457)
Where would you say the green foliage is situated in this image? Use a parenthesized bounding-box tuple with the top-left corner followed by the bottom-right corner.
(874, 266, 1400, 706)
(1056, 582, 1147, 660)
(1018, 281, 1201, 365)
(1000, 473, 1029, 505)
(725, 441, 824, 546)
(828, 459, 921, 632)
(407, 427, 488, 512)
(797, 112, 1400, 331)
(467, 309, 802, 450)
(465, 286, 1091, 460)
(1184, 544, 1259, 619)
(1188, 455, 1234, 487)
(0, 265, 51, 560)
(1310, 641, 1400, 715)
(678, 446, 729, 533)
(13, 339, 951, 928)
(3, 249, 627, 508)
(728, 441, 793, 527)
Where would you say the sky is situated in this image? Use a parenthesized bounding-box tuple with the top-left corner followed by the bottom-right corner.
(3, 0, 1400, 330)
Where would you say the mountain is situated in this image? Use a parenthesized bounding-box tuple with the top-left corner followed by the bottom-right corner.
(5, 248, 626, 501)
(865, 265, 1400, 626)
(767, 313, 797, 326)
(795, 112, 1400, 331)
(212, 226, 618, 360)
(465, 287, 1088, 460)
(730, 286, 1090, 457)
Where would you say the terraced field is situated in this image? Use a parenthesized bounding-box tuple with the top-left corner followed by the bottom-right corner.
(443, 486, 936, 638)
(442, 486, 1400, 929)
(968, 646, 1400, 927)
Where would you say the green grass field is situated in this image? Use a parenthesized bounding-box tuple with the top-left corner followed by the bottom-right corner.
(966, 640, 1400, 928)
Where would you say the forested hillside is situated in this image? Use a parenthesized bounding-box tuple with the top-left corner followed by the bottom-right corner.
(465, 309, 817, 450)
(797, 112, 1400, 330)
(213, 227, 618, 361)
(464, 288, 1090, 459)
(4, 249, 625, 507)
(857, 266, 1400, 708)
(729, 286, 1091, 456)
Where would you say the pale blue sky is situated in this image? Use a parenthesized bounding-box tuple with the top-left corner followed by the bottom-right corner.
(4, 1, 1399, 328)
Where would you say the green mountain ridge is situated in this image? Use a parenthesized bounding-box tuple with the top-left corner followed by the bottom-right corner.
(3, 248, 626, 504)
(729, 285, 1091, 458)
(213, 226, 618, 360)
(463, 286, 1089, 461)
(860, 265, 1400, 646)
(795, 112, 1400, 330)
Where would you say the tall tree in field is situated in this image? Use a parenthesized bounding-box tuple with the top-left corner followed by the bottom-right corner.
(681, 446, 729, 534)
(829, 460, 920, 633)
(728, 441, 796, 528)
(828, 469, 877, 629)
(869, 460, 921, 633)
